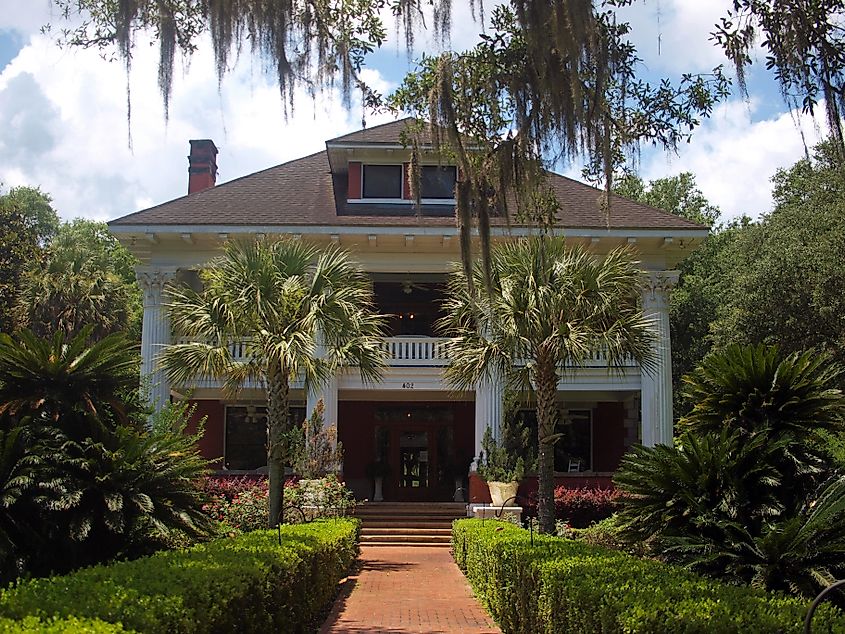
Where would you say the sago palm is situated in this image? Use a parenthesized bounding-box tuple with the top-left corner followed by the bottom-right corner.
(680, 344, 845, 504)
(614, 430, 786, 547)
(161, 238, 384, 527)
(439, 236, 654, 533)
(0, 328, 140, 438)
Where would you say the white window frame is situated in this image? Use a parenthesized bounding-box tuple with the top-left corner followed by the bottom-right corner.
(347, 163, 456, 205)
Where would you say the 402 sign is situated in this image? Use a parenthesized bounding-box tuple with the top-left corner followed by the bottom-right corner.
(401, 382, 415, 389)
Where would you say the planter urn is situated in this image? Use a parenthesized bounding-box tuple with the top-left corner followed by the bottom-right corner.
(488, 480, 519, 507)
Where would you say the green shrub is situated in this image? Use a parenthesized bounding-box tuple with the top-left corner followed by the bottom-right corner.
(615, 345, 845, 595)
(453, 518, 845, 633)
(0, 616, 127, 633)
(201, 475, 356, 532)
(0, 519, 359, 634)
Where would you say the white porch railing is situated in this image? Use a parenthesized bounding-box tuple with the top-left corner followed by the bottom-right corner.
(379, 336, 451, 366)
(173, 336, 637, 368)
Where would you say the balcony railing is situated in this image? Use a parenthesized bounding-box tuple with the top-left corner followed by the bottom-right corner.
(173, 336, 637, 368)
(380, 336, 450, 366)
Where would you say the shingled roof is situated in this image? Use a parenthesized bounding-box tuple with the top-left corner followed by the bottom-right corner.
(327, 118, 418, 144)
(109, 121, 704, 231)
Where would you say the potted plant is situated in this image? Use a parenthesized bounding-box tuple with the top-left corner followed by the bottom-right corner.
(365, 460, 392, 502)
(476, 412, 534, 507)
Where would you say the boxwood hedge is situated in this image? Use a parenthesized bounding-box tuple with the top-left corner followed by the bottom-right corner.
(453, 519, 845, 633)
(0, 519, 359, 633)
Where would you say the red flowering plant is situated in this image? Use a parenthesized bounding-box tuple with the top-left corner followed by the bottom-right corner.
(525, 486, 623, 528)
(200, 474, 355, 531)
(200, 476, 271, 532)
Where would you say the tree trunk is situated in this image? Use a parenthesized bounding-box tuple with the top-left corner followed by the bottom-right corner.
(266, 361, 290, 528)
(534, 358, 559, 534)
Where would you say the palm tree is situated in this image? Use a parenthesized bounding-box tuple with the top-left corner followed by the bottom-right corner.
(0, 327, 140, 438)
(14, 227, 138, 341)
(439, 236, 654, 533)
(160, 238, 384, 527)
(680, 344, 845, 505)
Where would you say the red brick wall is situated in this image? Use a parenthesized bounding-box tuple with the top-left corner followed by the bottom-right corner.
(186, 400, 225, 469)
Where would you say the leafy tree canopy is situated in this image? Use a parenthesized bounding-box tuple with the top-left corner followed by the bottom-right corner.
(0, 186, 60, 245)
(714, 0, 845, 159)
(615, 172, 721, 227)
(712, 139, 845, 369)
(15, 219, 142, 342)
(0, 186, 60, 333)
(51, 0, 845, 159)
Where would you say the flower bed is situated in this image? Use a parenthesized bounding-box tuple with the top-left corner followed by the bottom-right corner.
(520, 485, 622, 528)
(0, 519, 360, 633)
(452, 519, 845, 633)
(200, 474, 355, 531)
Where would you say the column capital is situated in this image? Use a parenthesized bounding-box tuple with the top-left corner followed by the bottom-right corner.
(136, 267, 177, 304)
(642, 270, 680, 309)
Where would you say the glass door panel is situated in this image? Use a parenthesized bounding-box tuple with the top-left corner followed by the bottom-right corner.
(399, 431, 429, 488)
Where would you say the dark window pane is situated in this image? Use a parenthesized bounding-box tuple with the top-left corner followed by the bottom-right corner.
(363, 164, 402, 198)
(225, 405, 305, 470)
(420, 165, 456, 199)
(555, 410, 592, 472)
(516, 408, 592, 472)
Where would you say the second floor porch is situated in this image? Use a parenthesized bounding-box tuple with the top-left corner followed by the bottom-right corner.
(170, 334, 642, 394)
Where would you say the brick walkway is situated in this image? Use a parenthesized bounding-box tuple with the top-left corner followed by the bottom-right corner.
(319, 546, 501, 634)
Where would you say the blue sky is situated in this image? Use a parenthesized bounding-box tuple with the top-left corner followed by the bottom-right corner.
(0, 1, 828, 223)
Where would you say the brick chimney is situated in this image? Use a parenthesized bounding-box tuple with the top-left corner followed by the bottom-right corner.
(187, 139, 218, 194)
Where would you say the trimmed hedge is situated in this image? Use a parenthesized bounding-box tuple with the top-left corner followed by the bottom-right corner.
(453, 519, 845, 633)
(0, 616, 126, 633)
(0, 519, 359, 634)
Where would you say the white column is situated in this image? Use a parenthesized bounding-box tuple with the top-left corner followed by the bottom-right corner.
(136, 267, 177, 416)
(640, 270, 679, 447)
(473, 370, 504, 466)
(307, 329, 338, 447)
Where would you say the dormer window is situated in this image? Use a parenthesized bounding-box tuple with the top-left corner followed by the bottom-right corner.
(348, 161, 456, 204)
(420, 165, 457, 199)
(363, 164, 403, 199)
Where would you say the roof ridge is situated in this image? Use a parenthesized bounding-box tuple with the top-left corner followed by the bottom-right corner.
(326, 117, 418, 143)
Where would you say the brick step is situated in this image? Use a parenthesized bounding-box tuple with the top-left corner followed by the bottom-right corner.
(361, 541, 451, 548)
(355, 506, 465, 514)
(355, 509, 465, 518)
(355, 503, 466, 511)
(361, 527, 453, 536)
(361, 533, 452, 544)
(360, 520, 455, 529)
(356, 513, 462, 521)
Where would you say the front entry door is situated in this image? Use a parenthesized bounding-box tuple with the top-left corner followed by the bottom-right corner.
(399, 431, 429, 491)
(372, 404, 469, 502)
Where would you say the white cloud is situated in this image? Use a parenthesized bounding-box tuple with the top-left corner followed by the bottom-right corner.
(0, 0, 57, 33)
(0, 29, 396, 222)
(0, 2, 827, 225)
(636, 99, 826, 220)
